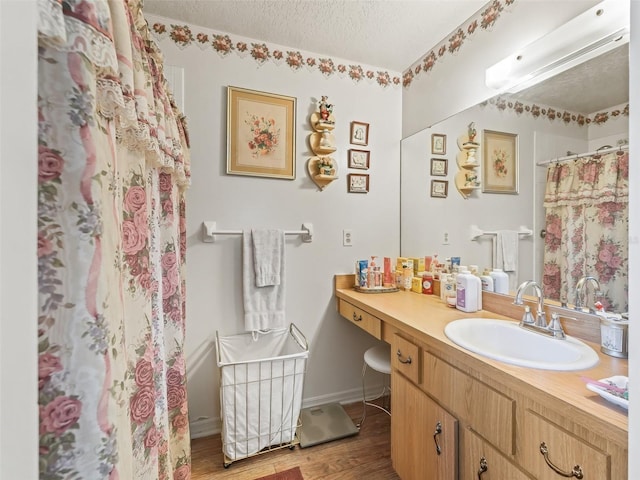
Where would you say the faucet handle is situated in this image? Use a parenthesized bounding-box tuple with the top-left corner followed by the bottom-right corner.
(548, 313, 576, 339)
(521, 305, 535, 325)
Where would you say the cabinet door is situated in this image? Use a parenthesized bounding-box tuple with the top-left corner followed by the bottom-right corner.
(461, 427, 533, 480)
(522, 409, 611, 480)
(391, 373, 457, 480)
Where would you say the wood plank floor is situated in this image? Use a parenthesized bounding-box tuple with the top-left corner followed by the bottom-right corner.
(191, 402, 400, 480)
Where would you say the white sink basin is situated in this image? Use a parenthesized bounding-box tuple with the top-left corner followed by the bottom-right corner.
(444, 318, 599, 371)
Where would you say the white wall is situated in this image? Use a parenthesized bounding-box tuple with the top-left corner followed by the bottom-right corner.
(147, 15, 402, 437)
(0, 1, 38, 478)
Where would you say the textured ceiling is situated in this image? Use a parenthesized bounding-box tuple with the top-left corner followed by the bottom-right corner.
(143, 0, 488, 72)
(143, 0, 629, 114)
(513, 43, 629, 114)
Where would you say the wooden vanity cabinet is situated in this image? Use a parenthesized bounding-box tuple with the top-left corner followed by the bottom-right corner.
(334, 285, 627, 480)
(338, 299, 382, 339)
(461, 427, 533, 480)
(391, 334, 457, 480)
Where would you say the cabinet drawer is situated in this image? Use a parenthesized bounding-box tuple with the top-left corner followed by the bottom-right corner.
(392, 334, 421, 385)
(423, 352, 515, 455)
(522, 409, 610, 480)
(461, 427, 532, 480)
(339, 300, 381, 339)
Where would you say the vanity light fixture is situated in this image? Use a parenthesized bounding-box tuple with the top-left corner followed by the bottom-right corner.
(485, 0, 629, 93)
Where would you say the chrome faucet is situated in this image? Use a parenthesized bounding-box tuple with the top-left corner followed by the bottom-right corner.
(574, 276, 601, 313)
(514, 280, 547, 328)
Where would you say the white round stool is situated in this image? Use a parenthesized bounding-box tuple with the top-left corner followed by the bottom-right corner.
(358, 343, 391, 428)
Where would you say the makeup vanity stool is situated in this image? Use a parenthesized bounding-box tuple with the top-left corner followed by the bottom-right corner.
(358, 344, 391, 428)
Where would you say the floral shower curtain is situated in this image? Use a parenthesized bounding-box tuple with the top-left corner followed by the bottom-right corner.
(38, 1, 191, 478)
(542, 151, 628, 313)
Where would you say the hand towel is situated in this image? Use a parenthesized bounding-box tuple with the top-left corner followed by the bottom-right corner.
(496, 230, 519, 291)
(243, 230, 286, 333)
(252, 229, 283, 287)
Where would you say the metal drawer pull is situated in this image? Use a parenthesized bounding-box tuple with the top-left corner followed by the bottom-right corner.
(396, 349, 412, 364)
(433, 421, 442, 455)
(539, 442, 584, 479)
(352, 312, 362, 322)
(477, 456, 487, 479)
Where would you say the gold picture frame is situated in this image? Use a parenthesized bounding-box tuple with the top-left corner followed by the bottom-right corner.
(350, 121, 369, 146)
(348, 149, 370, 169)
(482, 130, 518, 194)
(430, 179, 448, 198)
(227, 86, 296, 179)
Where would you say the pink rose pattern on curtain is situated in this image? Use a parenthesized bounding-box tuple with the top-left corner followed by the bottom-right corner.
(542, 152, 628, 313)
(38, 1, 191, 479)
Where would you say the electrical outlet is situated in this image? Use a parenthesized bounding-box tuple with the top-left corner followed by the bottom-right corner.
(343, 229, 353, 247)
(442, 231, 450, 245)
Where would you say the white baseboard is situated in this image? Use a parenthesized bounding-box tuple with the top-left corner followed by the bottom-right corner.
(188, 382, 385, 439)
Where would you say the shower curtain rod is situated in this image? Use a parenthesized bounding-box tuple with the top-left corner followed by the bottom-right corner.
(536, 144, 629, 166)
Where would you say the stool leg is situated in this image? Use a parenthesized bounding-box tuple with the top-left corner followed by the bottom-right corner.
(358, 361, 368, 428)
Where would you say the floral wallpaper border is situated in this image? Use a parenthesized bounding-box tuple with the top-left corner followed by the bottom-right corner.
(480, 95, 629, 127)
(402, 0, 516, 88)
(148, 18, 402, 89)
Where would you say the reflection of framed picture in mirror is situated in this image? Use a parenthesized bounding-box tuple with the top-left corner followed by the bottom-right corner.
(431, 133, 446, 155)
(348, 173, 369, 193)
(482, 130, 518, 194)
(430, 180, 448, 198)
(350, 121, 369, 146)
(348, 149, 370, 169)
(430, 158, 448, 176)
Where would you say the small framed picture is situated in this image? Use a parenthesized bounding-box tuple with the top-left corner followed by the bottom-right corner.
(430, 158, 448, 176)
(430, 180, 448, 198)
(350, 121, 369, 146)
(348, 173, 369, 193)
(348, 149, 370, 169)
(431, 133, 446, 155)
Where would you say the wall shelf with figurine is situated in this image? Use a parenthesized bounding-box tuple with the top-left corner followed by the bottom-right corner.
(308, 96, 338, 191)
(455, 122, 481, 199)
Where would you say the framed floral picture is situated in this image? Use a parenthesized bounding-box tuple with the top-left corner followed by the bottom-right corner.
(348, 149, 370, 169)
(430, 158, 448, 176)
(431, 133, 446, 155)
(227, 86, 296, 179)
(348, 173, 369, 193)
(350, 121, 369, 146)
(430, 179, 448, 198)
(482, 130, 518, 194)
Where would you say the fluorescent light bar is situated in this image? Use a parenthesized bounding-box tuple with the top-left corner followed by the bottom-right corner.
(486, 0, 629, 93)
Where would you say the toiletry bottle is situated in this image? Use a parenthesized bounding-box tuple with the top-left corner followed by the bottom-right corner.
(456, 269, 481, 312)
(444, 274, 457, 307)
(422, 272, 434, 294)
(480, 268, 494, 292)
(490, 268, 509, 294)
(403, 265, 412, 291)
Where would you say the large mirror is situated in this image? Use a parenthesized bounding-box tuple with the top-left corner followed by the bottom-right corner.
(400, 42, 629, 313)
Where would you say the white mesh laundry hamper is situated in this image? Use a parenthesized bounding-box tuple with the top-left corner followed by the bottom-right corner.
(215, 323, 308, 467)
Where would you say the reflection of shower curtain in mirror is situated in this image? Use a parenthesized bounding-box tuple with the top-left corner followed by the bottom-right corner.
(542, 152, 628, 312)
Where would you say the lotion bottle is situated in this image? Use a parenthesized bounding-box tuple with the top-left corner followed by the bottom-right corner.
(480, 268, 494, 292)
(490, 268, 509, 294)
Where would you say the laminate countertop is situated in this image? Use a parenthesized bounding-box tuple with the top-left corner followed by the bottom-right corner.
(335, 281, 628, 445)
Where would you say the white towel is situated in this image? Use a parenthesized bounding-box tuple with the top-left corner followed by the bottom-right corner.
(252, 229, 283, 287)
(242, 230, 286, 333)
(496, 230, 519, 291)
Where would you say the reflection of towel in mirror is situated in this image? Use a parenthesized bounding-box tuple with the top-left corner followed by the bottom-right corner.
(496, 231, 519, 291)
(243, 230, 286, 333)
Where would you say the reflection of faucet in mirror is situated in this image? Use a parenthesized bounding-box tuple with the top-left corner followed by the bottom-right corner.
(513, 280, 546, 328)
(574, 276, 601, 314)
